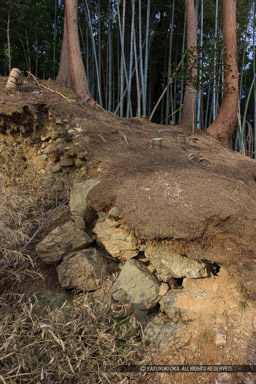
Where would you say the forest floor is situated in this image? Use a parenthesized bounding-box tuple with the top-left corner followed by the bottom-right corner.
(0, 75, 256, 384)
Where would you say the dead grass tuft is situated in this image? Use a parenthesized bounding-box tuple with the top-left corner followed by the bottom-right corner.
(0, 175, 43, 311)
(0, 294, 142, 383)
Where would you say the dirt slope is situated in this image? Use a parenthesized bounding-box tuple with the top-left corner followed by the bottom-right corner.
(1, 76, 256, 302)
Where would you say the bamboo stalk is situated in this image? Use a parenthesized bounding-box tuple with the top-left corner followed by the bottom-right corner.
(7, 9, 11, 73)
(138, 0, 145, 114)
(134, 32, 141, 117)
(119, 0, 126, 117)
(98, 0, 102, 105)
(178, 12, 186, 123)
(108, 0, 112, 111)
(83, 0, 103, 106)
(165, 0, 175, 125)
(126, 0, 135, 118)
(240, 74, 256, 153)
(6, 68, 22, 90)
(143, 0, 151, 117)
(117, 0, 132, 117)
(53, 0, 57, 79)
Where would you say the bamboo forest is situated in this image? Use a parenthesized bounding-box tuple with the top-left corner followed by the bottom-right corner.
(0, 0, 255, 152)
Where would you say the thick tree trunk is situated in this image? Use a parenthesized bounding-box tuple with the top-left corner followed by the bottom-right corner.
(57, 0, 92, 104)
(207, 0, 238, 146)
(65, 0, 91, 103)
(180, 0, 197, 134)
(56, 8, 73, 88)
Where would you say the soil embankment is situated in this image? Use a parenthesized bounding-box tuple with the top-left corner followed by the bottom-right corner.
(1, 76, 256, 384)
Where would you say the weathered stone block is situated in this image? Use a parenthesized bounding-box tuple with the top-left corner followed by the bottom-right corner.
(93, 218, 139, 260)
(145, 243, 208, 281)
(69, 179, 100, 225)
(112, 259, 160, 310)
(57, 248, 107, 291)
(36, 220, 93, 264)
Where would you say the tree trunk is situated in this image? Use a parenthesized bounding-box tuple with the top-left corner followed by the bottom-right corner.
(180, 0, 197, 134)
(56, 9, 72, 88)
(207, 0, 238, 146)
(57, 0, 92, 104)
(65, 0, 91, 103)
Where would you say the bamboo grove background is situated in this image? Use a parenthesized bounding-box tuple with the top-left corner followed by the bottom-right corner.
(0, 0, 255, 156)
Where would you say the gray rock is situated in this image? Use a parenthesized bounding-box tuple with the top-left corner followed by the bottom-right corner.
(33, 289, 72, 316)
(93, 217, 139, 260)
(109, 206, 120, 219)
(215, 373, 232, 384)
(55, 118, 63, 124)
(56, 138, 64, 144)
(112, 259, 160, 310)
(59, 157, 74, 167)
(51, 127, 63, 140)
(52, 163, 61, 173)
(243, 379, 255, 384)
(145, 243, 208, 281)
(214, 333, 227, 345)
(75, 158, 85, 167)
(69, 179, 100, 225)
(36, 220, 93, 264)
(144, 314, 178, 348)
(159, 283, 169, 297)
(57, 248, 107, 291)
(72, 215, 86, 229)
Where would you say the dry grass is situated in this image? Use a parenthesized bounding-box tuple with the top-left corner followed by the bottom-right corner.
(0, 294, 143, 384)
(0, 175, 144, 384)
(0, 175, 42, 306)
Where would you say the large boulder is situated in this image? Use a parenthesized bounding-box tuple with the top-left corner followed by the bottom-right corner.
(93, 216, 139, 260)
(145, 242, 208, 281)
(111, 259, 160, 310)
(56, 248, 107, 291)
(69, 179, 100, 229)
(36, 220, 93, 264)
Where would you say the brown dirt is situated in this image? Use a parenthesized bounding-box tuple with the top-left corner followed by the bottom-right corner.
(1, 75, 256, 384)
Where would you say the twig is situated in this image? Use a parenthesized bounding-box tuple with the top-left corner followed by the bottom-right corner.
(97, 134, 106, 142)
(26, 71, 77, 104)
(118, 131, 130, 144)
(27, 71, 107, 113)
